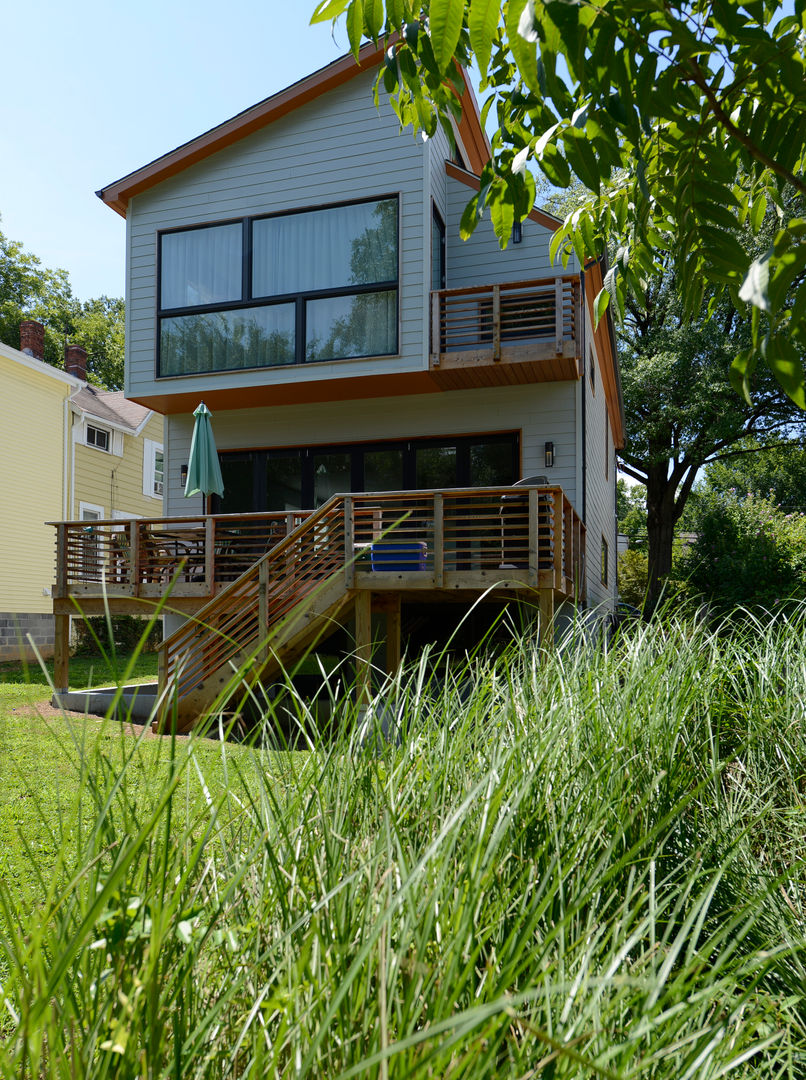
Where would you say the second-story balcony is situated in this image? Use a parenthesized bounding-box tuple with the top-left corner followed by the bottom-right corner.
(430, 274, 581, 390)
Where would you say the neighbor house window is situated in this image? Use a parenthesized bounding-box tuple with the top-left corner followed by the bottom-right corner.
(143, 439, 164, 498)
(601, 535, 609, 587)
(158, 196, 399, 377)
(87, 424, 110, 451)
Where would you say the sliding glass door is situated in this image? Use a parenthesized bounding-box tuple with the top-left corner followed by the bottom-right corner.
(213, 433, 519, 515)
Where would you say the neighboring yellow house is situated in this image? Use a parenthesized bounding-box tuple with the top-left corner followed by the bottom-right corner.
(0, 321, 163, 660)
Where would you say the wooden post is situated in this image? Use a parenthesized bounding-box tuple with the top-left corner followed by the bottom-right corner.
(385, 594, 401, 676)
(205, 517, 215, 592)
(54, 613, 70, 693)
(55, 525, 67, 599)
(355, 590, 372, 706)
(344, 495, 355, 589)
(433, 493, 444, 587)
(492, 284, 501, 361)
(431, 291, 442, 362)
(555, 278, 565, 355)
(128, 520, 138, 589)
(564, 500, 573, 594)
(553, 493, 564, 591)
(528, 487, 539, 587)
(258, 559, 269, 663)
(538, 588, 555, 652)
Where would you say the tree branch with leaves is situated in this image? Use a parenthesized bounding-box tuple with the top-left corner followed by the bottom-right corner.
(312, 0, 806, 405)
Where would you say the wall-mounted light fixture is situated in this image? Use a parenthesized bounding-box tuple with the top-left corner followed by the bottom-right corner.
(180, 464, 188, 487)
(544, 441, 554, 468)
(512, 219, 523, 244)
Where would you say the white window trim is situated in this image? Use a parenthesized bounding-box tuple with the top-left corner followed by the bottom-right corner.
(79, 501, 105, 521)
(83, 420, 123, 456)
(143, 439, 164, 499)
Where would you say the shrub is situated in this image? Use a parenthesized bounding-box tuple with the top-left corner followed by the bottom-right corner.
(72, 614, 162, 656)
(617, 547, 648, 607)
(682, 490, 806, 610)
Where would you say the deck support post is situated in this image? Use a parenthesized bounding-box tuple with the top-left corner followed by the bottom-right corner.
(385, 593, 401, 676)
(54, 613, 70, 693)
(258, 560, 269, 664)
(355, 590, 372, 706)
(538, 589, 555, 652)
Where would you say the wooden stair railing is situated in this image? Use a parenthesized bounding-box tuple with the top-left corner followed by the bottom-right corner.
(159, 494, 348, 707)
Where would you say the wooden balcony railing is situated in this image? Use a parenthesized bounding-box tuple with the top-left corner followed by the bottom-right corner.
(432, 275, 580, 354)
(430, 275, 581, 387)
(159, 485, 585, 704)
(49, 511, 312, 600)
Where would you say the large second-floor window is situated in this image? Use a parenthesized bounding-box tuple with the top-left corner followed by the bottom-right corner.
(158, 196, 399, 377)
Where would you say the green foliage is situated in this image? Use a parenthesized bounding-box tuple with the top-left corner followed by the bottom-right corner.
(0, 221, 124, 389)
(4, 615, 806, 1074)
(703, 436, 806, 514)
(683, 491, 806, 611)
(616, 478, 647, 550)
(72, 616, 162, 657)
(617, 547, 648, 607)
(312, 1, 806, 403)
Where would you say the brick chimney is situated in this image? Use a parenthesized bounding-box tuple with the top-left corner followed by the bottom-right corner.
(19, 320, 45, 361)
(64, 344, 88, 381)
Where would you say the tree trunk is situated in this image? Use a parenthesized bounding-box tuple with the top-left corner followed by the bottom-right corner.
(645, 469, 678, 614)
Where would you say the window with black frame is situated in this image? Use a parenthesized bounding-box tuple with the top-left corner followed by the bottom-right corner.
(158, 197, 399, 377)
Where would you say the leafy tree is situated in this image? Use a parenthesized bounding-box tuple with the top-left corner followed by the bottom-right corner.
(617, 273, 805, 609)
(0, 222, 124, 388)
(682, 490, 806, 611)
(312, 0, 806, 403)
(702, 435, 806, 514)
(617, 548, 648, 608)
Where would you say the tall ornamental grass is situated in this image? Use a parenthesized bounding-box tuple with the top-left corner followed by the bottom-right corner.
(1, 607, 806, 1077)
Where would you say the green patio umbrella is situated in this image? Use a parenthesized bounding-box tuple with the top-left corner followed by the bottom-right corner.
(184, 402, 225, 498)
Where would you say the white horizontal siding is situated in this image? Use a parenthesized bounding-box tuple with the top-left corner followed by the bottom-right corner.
(445, 176, 580, 288)
(126, 72, 429, 401)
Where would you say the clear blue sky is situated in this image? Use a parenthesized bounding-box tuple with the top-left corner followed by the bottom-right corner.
(1, 2, 355, 301)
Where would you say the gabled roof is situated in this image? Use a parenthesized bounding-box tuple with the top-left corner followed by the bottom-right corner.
(97, 44, 492, 218)
(0, 339, 82, 389)
(72, 385, 152, 435)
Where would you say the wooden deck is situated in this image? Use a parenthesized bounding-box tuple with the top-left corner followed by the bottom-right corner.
(50, 485, 585, 716)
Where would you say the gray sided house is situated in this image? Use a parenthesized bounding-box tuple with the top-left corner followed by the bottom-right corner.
(50, 44, 624, 728)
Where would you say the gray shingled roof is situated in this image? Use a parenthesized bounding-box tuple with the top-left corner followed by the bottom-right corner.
(72, 386, 150, 432)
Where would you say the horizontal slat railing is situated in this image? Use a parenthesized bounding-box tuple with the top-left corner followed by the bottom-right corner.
(50, 511, 310, 598)
(159, 485, 586, 708)
(432, 275, 579, 355)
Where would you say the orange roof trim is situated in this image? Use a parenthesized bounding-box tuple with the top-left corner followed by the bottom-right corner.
(583, 259, 625, 449)
(98, 46, 492, 218)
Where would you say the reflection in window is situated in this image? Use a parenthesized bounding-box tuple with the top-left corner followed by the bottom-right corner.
(218, 455, 256, 516)
(160, 305, 295, 376)
(253, 200, 397, 296)
(365, 449, 404, 493)
(306, 291, 397, 362)
(313, 453, 352, 507)
(469, 441, 516, 487)
(267, 457, 304, 512)
(417, 445, 457, 489)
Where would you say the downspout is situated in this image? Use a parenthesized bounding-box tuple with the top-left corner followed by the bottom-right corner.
(62, 395, 71, 519)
